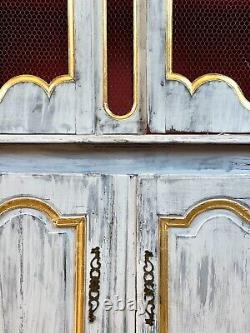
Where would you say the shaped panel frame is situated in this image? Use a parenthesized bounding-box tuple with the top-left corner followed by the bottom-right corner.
(103, 0, 139, 120)
(160, 198, 250, 333)
(166, 0, 250, 110)
(0, 196, 86, 333)
(0, 0, 75, 102)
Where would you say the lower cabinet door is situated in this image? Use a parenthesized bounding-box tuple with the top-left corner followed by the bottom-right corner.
(137, 174, 250, 333)
(7, 171, 250, 332)
(0, 173, 137, 333)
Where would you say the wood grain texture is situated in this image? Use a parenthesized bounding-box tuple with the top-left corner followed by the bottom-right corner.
(137, 176, 158, 333)
(0, 173, 136, 333)
(85, 175, 137, 333)
(168, 211, 250, 333)
(0, 209, 75, 333)
(147, 0, 250, 133)
(138, 174, 250, 332)
(2, 156, 250, 332)
(3, 144, 250, 175)
(0, 0, 94, 134)
(2, 134, 250, 144)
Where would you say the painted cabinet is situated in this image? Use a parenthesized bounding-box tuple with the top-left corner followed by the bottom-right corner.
(1, 0, 250, 134)
(0, 145, 250, 332)
(0, 0, 250, 332)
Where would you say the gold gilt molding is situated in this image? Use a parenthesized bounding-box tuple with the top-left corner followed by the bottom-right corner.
(0, 197, 85, 333)
(0, 0, 75, 102)
(166, 0, 250, 110)
(103, 0, 138, 120)
(159, 198, 250, 333)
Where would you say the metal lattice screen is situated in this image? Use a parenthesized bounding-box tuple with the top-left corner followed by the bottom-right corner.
(172, 0, 250, 101)
(0, 0, 69, 87)
(106, 0, 134, 116)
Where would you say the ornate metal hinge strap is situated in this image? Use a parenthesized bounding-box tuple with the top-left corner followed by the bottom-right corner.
(88, 247, 101, 323)
(143, 250, 155, 326)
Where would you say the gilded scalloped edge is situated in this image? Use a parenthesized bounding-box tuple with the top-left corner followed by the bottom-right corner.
(0, 75, 75, 102)
(161, 198, 250, 227)
(166, 0, 250, 110)
(0, 0, 75, 102)
(103, 0, 138, 120)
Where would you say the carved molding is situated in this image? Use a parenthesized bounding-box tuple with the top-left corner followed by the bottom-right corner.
(0, 197, 86, 333)
(161, 198, 250, 228)
(0, 0, 75, 102)
(103, 0, 138, 120)
(160, 198, 250, 333)
(166, 0, 250, 110)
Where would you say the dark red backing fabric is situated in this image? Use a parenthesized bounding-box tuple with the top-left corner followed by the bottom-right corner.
(0, 0, 68, 86)
(107, 0, 134, 116)
(172, 0, 250, 101)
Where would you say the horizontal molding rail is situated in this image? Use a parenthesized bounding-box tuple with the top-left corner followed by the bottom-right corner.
(0, 134, 249, 145)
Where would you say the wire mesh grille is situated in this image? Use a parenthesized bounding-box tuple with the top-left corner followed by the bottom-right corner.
(172, 0, 250, 101)
(0, 0, 69, 87)
(107, 0, 134, 116)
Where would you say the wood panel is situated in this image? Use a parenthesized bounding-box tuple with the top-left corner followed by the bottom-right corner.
(165, 210, 250, 333)
(0, 173, 136, 333)
(147, 0, 250, 133)
(137, 174, 250, 332)
(0, 210, 75, 333)
(0, 0, 94, 134)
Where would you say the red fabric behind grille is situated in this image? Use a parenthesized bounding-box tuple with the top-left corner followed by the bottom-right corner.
(172, 0, 250, 101)
(0, 0, 68, 87)
(107, 0, 134, 116)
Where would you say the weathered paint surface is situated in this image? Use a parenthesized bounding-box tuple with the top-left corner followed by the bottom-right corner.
(148, 0, 250, 133)
(138, 174, 250, 332)
(0, 173, 136, 333)
(169, 212, 250, 333)
(0, 0, 94, 134)
(0, 211, 75, 333)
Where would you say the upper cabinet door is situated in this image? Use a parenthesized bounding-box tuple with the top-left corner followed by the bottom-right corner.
(0, 0, 147, 135)
(94, 0, 147, 134)
(148, 0, 250, 133)
(0, 0, 94, 134)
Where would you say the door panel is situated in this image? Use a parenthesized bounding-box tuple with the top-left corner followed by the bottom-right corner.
(138, 175, 250, 332)
(0, 173, 136, 333)
(0, 0, 94, 134)
(0, 207, 77, 333)
(147, 0, 250, 133)
(0, 195, 85, 333)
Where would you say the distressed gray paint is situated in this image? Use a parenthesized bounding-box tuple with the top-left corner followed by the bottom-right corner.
(138, 174, 250, 332)
(169, 212, 250, 333)
(0, 144, 249, 174)
(0, 0, 94, 134)
(0, 173, 136, 333)
(0, 145, 249, 333)
(0, 209, 75, 333)
(148, 0, 250, 133)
